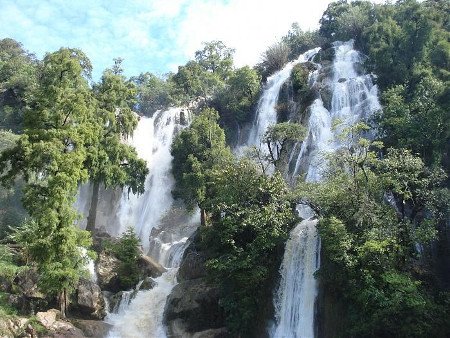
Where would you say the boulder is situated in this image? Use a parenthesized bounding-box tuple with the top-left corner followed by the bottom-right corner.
(71, 278, 106, 320)
(36, 309, 87, 338)
(164, 279, 225, 334)
(36, 309, 60, 329)
(138, 277, 157, 290)
(13, 269, 44, 299)
(178, 248, 207, 281)
(138, 254, 166, 278)
(95, 251, 121, 292)
(71, 319, 112, 338)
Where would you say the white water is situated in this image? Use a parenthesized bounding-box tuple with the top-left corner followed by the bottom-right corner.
(246, 48, 320, 149)
(272, 40, 380, 338)
(106, 269, 179, 338)
(117, 108, 189, 252)
(99, 107, 198, 338)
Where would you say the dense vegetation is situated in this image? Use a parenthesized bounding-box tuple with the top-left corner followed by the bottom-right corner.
(0, 0, 448, 337)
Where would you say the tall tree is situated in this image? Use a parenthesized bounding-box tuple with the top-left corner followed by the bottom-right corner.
(0, 48, 97, 317)
(85, 59, 148, 231)
(0, 38, 38, 132)
(171, 108, 232, 226)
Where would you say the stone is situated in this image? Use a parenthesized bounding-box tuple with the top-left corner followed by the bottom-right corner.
(192, 328, 230, 338)
(71, 319, 112, 338)
(95, 251, 121, 292)
(164, 279, 224, 334)
(178, 247, 207, 281)
(138, 277, 157, 290)
(36, 309, 60, 329)
(13, 269, 44, 299)
(138, 254, 166, 278)
(71, 278, 106, 320)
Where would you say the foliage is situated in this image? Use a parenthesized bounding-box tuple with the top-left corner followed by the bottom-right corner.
(281, 23, 323, 61)
(296, 125, 449, 337)
(0, 38, 38, 133)
(214, 66, 261, 124)
(257, 42, 290, 79)
(0, 48, 97, 316)
(263, 122, 306, 168)
(0, 131, 26, 238)
(109, 227, 141, 289)
(171, 41, 234, 102)
(171, 108, 232, 212)
(85, 60, 148, 230)
(131, 72, 175, 116)
(194, 41, 234, 80)
(202, 159, 296, 336)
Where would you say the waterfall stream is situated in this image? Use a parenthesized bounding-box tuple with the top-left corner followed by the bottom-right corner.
(271, 40, 381, 338)
(89, 108, 199, 338)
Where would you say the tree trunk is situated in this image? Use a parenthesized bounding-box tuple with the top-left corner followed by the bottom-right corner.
(59, 288, 67, 318)
(86, 181, 100, 232)
(200, 208, 207, 227)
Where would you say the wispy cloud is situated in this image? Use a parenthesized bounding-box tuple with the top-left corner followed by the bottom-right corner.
(0, 0, 386, 79)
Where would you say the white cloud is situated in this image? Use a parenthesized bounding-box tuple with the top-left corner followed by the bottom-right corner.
(0, 0, 388, 78)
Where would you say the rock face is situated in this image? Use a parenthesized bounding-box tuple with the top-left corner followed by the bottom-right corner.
(164, 279, 224, 334)
(35, 309, 87, 338)
(71, 319, 112, 338)
(164, 234, 230, 338)
(138, 254, 166, 277)
(70, 278, 106, 320)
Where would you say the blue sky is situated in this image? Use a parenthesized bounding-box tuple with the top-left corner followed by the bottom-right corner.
(0, 0, 384, 80)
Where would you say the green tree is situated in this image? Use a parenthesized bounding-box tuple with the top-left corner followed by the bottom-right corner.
(85, 60, 148, 231)
(214, 66, 261, 124)
(194, 41, 234, 79)
(0, 38, 38, 132)
(202, 159, 296, 336)
(131, 72, 174, 116)
(171, 108, 232, 225)
(263, 122, 306, 168)
(282, 23, 323, 60)
(296, 125, 449, 337)
(0, 48, 97, 317)
(109, 227, 140, 289)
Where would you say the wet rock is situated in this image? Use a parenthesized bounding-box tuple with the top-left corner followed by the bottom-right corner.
(138, 254, 166, 278)
(71, 278, 106, 320)
(71, 319, 112, 338)
(139, 277, 157, 290)
(164, 279, 225, 334)
(107, 290, 136, 313)
(178, 247, 207, 281)
(192, 328, 231, 338)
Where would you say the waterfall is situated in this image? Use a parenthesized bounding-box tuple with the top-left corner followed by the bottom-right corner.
(272, 40, 381, 338)
(245, 48, 320, 149)
(96, 107, 199, 338)
(117, 108, 190, 253)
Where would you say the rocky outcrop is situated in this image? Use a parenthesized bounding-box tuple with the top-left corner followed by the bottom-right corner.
(138, 254, 166, 277)
(71, 320, 111, 338)
(96, 251, 121, 292)
(36, 309, 87, 338)
(70, 278, 106, 320)
(164, 234, 229, 337)
(164, 279, 226, 335)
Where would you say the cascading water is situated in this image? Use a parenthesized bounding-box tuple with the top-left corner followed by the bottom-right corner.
(245, 48, 320, 149)
(93, 107, 199, 338)
(272, 40, 380, 338)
